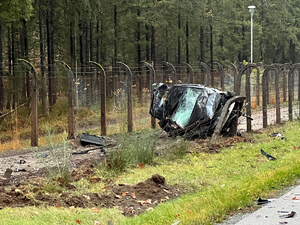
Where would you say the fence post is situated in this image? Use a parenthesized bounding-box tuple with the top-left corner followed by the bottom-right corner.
(288, 65, 297, 121)
(55, 61, 75, 139)
(142, 61, 156, 129)
(228, 62, 237, 92)
(295, 63, 300, 117)
(236, 64, 259, 132)
(162, 61, 176, 86)
(182, 62, 194, 84)
(262, 72, 267, 128)
(245, 68, 251, 131)
(89, 61, 107, 136)
(199, 62, 210, 86)
(274, 67, 280, 124)
(256, 67, 260, 106)
(117, 62, 133, 132)
(262, 65, 279, 127)
(212, 62, 224, 90)
(18, 59, 38, 146)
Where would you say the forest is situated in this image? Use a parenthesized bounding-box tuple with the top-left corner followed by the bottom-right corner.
(0, 0, 300, 117)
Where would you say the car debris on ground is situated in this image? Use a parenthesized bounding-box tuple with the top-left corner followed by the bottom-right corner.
(72, 133, 106, 155)
(261, 149, 276, 161)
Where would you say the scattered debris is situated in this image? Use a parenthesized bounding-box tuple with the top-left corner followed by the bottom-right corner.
(80, 133, 105, 147)
(279, 211, 296, 218)
(237, 131, 242, 137)
(72, 147, 105, 155)
(257, 198, 270, 205)
(150, 83, 245, 139)
(19, 160, 26, 164)
(171, 220, 180, 225)
(14, 169, 26, 172)
(261, 149, 276, 161)
(279, 137, 286, 141)
(71, 133, 106, 155)
(38, 153, 48, 158)
(270, 133, 282, 137)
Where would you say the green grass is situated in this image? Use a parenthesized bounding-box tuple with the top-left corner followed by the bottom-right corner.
(1, 121, 300, 224)
(0, 206, 124, 225)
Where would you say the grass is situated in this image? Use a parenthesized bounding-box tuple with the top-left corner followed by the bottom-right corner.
(0, 206, 124, 225)
(0, 95, 152, 151)
(0, 120, 298, 224)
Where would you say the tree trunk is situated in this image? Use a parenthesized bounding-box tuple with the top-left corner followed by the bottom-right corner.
(200, 26, 205, 62)
(90, 21, 93, 61)
(22, 19, 30, 99)
(47, 1, 55, 108)
(186, 21, 189, 64)
(79, 22, 84, 67)
(114, 4, 118, 65)
(166, 28, 168, 61)
(136, 8, 141, 66)
(242, 25, 247, 61)
(100, 20, 105, 62)
(177, 14, 181, 64)
(12, 24, 16, 109)
(86, 21, 92, 106)
(86, 21, 90, 62)
(70, 20, 77, 107)
(145, 24, 150, 61)
(210, 24, 214, 87)
(6, 25, 11, 109)
(210, 24, 213, 67)
(151, 25, 156, 67)
(0, 22, 3, 116)
(39, 0, 49, 117)
(96, 21, 99, 63)
(260, 0, 264, 63)
(219, 35, 224, 61)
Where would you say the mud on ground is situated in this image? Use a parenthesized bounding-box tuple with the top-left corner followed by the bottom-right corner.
(0, 131, 252, 216)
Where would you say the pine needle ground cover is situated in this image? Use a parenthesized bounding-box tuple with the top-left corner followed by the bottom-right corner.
(0, 120, 300, 225)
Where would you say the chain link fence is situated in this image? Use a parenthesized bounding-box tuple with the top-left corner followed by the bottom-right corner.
(1, 61, 300, 149)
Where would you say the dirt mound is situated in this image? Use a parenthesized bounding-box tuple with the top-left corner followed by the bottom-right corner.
(0, 174, 181, 216)
(96, 174, 179, 216)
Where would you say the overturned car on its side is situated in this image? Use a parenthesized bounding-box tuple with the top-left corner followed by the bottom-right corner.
(149, 83, 246, 139)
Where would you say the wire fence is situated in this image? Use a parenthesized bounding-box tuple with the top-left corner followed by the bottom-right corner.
(0, 61, 300, 148)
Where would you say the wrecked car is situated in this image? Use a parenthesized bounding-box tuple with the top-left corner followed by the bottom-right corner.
(149, 83, 245, 139)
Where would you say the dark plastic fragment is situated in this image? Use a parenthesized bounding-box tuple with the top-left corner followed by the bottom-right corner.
(80, 133, 105, 147)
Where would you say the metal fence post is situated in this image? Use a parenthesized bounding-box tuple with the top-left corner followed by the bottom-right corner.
(89, 61, 107, 136)
(18, 59, 38, 146)
(212, 62, 224, 90)
(236, 64, 259, 132)
(55, 61, 75, 139)
(162, 61, 176, 86)
(288, 66, 295, 121)
(117, 62, 133, 132)
(262, 65, 279, 128)
(142, 61, 156, 129)
(228, 62, 237, 92)
(199, 62, 210, 86)
(256, 68, 260, 106)
(182, 62, 194, 84)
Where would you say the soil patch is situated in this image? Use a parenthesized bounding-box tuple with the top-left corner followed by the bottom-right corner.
(0, 173, 181, 216)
